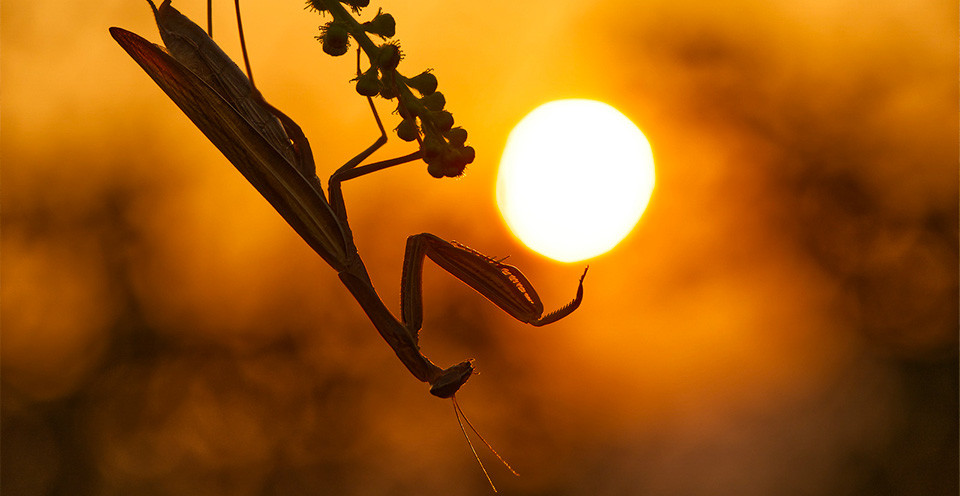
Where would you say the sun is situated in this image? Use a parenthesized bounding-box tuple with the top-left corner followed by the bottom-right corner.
(496, 99, 656, 263)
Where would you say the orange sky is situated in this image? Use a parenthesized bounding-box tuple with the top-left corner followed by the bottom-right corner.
(2, 1, 957, 494)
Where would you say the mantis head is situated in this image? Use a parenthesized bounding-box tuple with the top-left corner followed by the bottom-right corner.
(430, 359, 475, 398)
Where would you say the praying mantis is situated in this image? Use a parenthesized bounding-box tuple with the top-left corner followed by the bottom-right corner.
(111, 0, 586, 488)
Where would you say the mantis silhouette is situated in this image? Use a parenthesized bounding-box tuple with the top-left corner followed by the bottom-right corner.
(111, 0, 586, 489)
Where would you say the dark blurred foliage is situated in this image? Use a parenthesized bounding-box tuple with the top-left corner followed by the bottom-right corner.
(2, 0, 956, 495)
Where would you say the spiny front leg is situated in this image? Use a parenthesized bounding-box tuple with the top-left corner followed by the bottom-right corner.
(401, 233, 587, 331)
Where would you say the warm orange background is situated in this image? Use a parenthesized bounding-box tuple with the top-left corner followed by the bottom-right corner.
(2, 1, 957, 495)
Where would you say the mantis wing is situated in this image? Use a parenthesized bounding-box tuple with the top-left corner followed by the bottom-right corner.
(110, 27, 350, 271)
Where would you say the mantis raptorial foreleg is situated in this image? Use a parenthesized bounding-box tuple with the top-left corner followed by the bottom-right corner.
(402, 234, 587, 331)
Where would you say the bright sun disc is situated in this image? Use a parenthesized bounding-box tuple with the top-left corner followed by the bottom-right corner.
(497, 99, 655, 262)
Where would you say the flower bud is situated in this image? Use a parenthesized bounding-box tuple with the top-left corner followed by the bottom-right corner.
(396, 118, 420, 142)
(427, 161, 445, 178)
(421, 135, 444, 164)
(407, 71, 438, 95)
(378, 81, 398, 100)
(321, 21, 349, 56)
(439, 147, 468, 177)
(396, 101, 413, 119)
(459, 145, 476, 165)
(305, 0, 329, 13)
(432, 110, 454, 132)
(355, 69, 380, 97)
(420, 91, 445, 111)
(444, 127, 467, 147)
(444, 164, 466, 177)
(376, 43, 402, 71)
(363, 11, 395, 38)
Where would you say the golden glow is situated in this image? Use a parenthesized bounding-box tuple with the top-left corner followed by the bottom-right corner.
(497, 100, 655, 262)
(3, 1, 952, 493)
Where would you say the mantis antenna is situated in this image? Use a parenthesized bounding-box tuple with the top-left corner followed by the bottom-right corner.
(452, 396, 519, 493)
(202, 1, 255, 84)
(232, 0, 255, 85)
(205, 0, 255, 83)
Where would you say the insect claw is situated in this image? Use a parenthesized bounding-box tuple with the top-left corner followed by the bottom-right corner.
(530, 266, 587, 327)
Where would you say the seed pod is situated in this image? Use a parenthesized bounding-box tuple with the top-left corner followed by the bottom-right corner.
(420, 91, 445, 111)
(355, 69, 380, 97)
(407, 71, 438, 95)
(363, 11, 395, 38)
(321, 21, 350, 56)
(444, 127, 467, 147)
(396, 118, 420, 142)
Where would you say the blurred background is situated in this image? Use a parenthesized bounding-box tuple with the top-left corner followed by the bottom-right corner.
(2, 0, 957, 494)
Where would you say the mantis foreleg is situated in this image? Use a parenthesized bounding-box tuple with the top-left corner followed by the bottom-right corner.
(401, 233, 587, 332)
